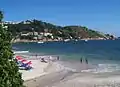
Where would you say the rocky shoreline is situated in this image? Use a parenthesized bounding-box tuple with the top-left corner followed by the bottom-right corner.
(12, 38, 116, 43)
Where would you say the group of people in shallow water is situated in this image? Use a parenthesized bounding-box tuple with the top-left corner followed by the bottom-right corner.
(41, 56, 59, 63)
(35, 54, 88, 64)
(80, 57, 88, 64)
(34, 54, 60, 63)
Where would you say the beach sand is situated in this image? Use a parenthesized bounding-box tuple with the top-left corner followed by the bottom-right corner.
(19, 60, 49, 81)
(18, 55, 120, 87)
(24, 71, 120, 87)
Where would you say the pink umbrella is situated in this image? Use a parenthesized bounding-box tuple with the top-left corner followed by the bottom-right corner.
(22, 60, 32, 65)
(16, 55, 32, 66)
(16, 56, 23, 60)
(21, 59, 27, 62)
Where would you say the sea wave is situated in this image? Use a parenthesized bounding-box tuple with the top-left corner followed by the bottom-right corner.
(81, 63, 120, 73)
(55, 62, 77, 72)
(13, 51, 29, 54)
(44, 61, 77, 74)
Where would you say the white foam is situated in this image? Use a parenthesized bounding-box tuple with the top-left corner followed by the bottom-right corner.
(14, 51, 29, 54)
(81, 63, 120, 73)
(52, 62, 77, 72)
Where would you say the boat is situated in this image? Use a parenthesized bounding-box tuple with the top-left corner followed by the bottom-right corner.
(64, 39, 70, 42)
(75, 39, 78, 41)
(85, 39, 88, 42)
(37, 41, 44, 43)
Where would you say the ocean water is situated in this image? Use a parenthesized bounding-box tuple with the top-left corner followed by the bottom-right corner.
(12, 40, 120, 73)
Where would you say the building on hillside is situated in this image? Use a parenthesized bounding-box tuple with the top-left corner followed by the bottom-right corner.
(39, 32, 44, 35)
(23, 21, 31, 24)
(38, 35, 44, 40)
(3, 21, 19, 24)
(33, 32, 38, 36)
(57, 37, 63, 40)
(33, 37, 37, 40)
(39, 32, 53, 37)
(44, 33, 52, 36)
(44, 29, 49, 33)
(28, 32, 34, 35)
(21, 33, 29, 36)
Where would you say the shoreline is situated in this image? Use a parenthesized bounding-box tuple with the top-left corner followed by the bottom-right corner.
(16, 54, 120, 87)
(12, 38, 116, 43)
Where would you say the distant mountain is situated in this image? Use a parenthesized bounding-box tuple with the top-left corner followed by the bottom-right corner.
(4, 19, 115, 41)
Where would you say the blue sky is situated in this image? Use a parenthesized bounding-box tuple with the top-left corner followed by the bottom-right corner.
(0, 0, 120, 36)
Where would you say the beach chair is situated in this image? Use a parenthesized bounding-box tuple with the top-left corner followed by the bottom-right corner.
(41, 58, 47, 63)
(19, 61, 32, 70)
(16, 55, 32, 70)
(15, 56, 25, 66)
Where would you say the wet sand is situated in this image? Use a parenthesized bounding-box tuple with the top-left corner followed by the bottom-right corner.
(24, 71, 120, 87)
(23, 61, 120, 87)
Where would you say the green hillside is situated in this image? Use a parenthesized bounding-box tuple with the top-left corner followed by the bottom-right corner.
(4, 19, 115, 41)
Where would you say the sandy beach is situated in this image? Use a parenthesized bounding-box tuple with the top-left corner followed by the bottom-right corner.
(22, 61, 120, 87)
(17, 54, 62, 81)
(17, 55, 120, 87)
(24, 71, 120, 87)
(19, 60, 49, 81)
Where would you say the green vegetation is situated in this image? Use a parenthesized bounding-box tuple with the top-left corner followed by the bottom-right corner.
(5, 19, 115, 41)
(0, 11, 24, 87)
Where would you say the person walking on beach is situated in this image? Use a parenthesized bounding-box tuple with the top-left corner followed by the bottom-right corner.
(36, 54, 37, 58)
(80, 57, 83, 63)
(85, 58, 88, 64)
(57, 56, 59, 60)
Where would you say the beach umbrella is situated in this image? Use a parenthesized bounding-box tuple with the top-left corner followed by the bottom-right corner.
(21, 59, 32, 65)
(16, 55, 23, 60)
(27, 61, 32, 65)
(21, 59, 27, 62)
(16, 55, 32, 65)
(16, 56, 26, 64)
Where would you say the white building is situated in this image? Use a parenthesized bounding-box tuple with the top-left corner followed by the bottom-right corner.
(33, 37, 37, 40)
(44, 33, 52, 36)
(21, 33, 29, 36)
(38, 35, 43, 40)
(33, 32, 38, 36)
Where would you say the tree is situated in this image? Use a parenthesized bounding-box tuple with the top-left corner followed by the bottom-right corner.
(0, 11, 25, 87)
(0, 11, 3, 21)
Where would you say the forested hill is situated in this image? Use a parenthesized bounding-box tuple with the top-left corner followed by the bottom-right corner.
(5, 19, 115, 41)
